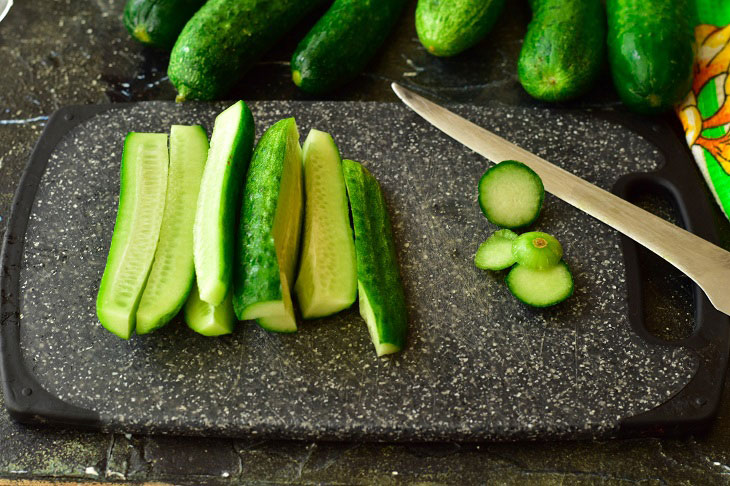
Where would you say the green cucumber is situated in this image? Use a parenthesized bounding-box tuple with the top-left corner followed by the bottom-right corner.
(193, 101, 255, 306)
(184, 280, 237, 336)
(506, 260, 574, 307)
(606, 0, 695, 114)
(511, 231, 563, 270)
(343, 159, 407, 356)
(291, 0, 408, 94)
(294, 130, 357, 319)
(518, 0, 606, 102)
(234, 118, 304, 332)
(169, 0, 328, 101)
(415, 0, 505, 57)
(474, 229, 518, 271)
(96, 133, 169, 339)
(136, 125, 208, 334)
(123, 0, 206, 50)
(478, 160, 544, 229)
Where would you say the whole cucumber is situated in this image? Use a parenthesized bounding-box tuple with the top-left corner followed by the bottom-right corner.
(123, 0, 206, 50)
(606, 0, 695, 114)
(291, 0, 408, 94)
(518, 0, 606, 102)
(415, 0, 505, 57)
(169, 0, 328, 101)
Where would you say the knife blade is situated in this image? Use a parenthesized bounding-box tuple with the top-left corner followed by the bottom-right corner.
(391, 82, 730, 318)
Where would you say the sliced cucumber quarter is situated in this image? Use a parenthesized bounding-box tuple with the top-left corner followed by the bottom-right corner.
(343, 159, 407, 356)
(294, 129, 357, 319)
(506, 260, 573, 307)
(478, 160, 544, 229)
(136, 125, 209, 334)
(96, 132, 169, 339)
(234, 118, 304, 333)
(474, 229, 518, 270)
(193, 100, 255, 307)
(511, 231, 563, 270)
(184, 280, 237, 336)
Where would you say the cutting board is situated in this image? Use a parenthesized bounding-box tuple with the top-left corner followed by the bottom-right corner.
(1, 101, 728, 441)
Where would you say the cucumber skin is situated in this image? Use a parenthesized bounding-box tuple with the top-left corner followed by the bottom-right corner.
(123, 0, 206, 50)
(606, 0, 695, 114)
(415, 0, 505, 57)
(169, 0, 328, 101)
(518, 0, 606, 102)
(291, 0, 407, 94)
(233, 118, 298, 320)
(343, 160, 407, 352)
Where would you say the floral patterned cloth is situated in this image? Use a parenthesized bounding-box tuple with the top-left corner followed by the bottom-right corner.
(677, 1, 730, 219)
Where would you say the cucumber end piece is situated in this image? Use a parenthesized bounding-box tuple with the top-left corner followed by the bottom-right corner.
(512, 232, 563, 270)
(358, 283, 402, 357)
(132, 25, 153, 45)
(96, 304, 134, 340)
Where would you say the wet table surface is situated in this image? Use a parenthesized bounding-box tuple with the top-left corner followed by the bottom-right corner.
(2, 0, 730, 484)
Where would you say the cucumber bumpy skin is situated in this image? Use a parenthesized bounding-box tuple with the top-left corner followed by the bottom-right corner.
(96, 133, 169, 339)
(518, 0, 606, 102)
(193, 101, 255, 307)
(169, 0, 329, 101)
(606, 0, 695, 114)
(291, 0, 408, 94)
(234, 118, 304, 333)
(343, 159, 407, 356)
(415, 0, 505, 57)
(511, 231, 563, 270)
(123, 0, 206, 50)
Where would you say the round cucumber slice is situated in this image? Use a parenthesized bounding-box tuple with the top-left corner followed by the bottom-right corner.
(474, 229, 518, 270)
(511, 231, 563, 270)
(506, 260, 573, 308)
(478, 160, 544, 229)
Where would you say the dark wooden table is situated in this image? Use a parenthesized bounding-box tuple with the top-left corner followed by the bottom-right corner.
(2, 1, 730, 483)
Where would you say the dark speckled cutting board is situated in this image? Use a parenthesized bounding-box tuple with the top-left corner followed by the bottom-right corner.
(2, 100, 727, 441)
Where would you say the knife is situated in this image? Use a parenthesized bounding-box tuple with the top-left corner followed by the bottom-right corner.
(391, 82, 730, 318)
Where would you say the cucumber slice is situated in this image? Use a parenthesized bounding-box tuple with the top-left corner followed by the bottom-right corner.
(294, 130, 357, 319)
(478, 160, 544, 229)
(343, 159, 407, 356)
(194, 101, 255, 306)
(136, 125, 209, 334)
(234, 118, 304, 333)
(506, 260, 573, 307)
(474, 229, 518, 270)
(511, 231, 563, 270)
(96, 133, 169, 339)
(184, 280, 237, 336)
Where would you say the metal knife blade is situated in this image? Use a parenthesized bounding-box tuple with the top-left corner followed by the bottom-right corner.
(391, 82, 730, 318)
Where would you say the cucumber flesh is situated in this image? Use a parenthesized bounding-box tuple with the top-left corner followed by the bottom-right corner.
(506, 260, 573, 307)
(96, 133, 169, 339)
(184, 280, 237, 336)
(136, 125, 209, 334)
(478, 160, 544, 229)
(343, 159, 407, 356)
(511, 231, 563, 270)
(234, 118, 304, 333)
(294, 130, 357, 318)
(474, 229, 518, 271)
(194, 101, 255, 306)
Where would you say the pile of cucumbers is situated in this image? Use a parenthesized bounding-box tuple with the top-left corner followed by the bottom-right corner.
(474, 160, 573, 307)
(416, 0, 695, 113)
(97, 101, 407, 357)
(124, 0, 694, 113)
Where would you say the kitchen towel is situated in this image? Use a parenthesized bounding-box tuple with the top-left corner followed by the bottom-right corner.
(677, 0, 730, 220)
